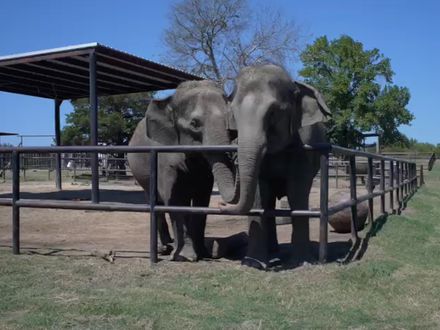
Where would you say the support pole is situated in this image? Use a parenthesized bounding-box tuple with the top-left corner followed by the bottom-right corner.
(400, 162, 404, 208)
(319, 152, 329, 263)
(54, 99, 62, 191)
(367, 158, 374, 229)
(149, 150, 158, 264)
(389, 160, 394, 213)
(349, 156, 359, 242)
(420, 165, 424, 186)
(380, 160, 385, 215)
(12, 151, 20, 254)
(404, 163, 408, 199)
(89, 51, 100, 203)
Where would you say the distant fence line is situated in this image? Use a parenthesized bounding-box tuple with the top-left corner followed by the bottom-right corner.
(1, 151, 434, 186)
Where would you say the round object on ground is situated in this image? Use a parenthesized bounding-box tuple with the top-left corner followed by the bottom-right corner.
(328, 192, 368, 233)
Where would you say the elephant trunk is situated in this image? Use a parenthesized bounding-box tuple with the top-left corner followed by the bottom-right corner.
(204, 116, 239, 204)
(221, 135, 266, 213)
(208, 154, 239, 204)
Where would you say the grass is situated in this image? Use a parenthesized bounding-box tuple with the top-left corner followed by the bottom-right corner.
(1, 166, 440, 329)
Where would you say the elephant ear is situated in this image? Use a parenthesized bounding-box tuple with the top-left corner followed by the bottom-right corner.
(145, 96, 179, 145)
(294, 81, 332, 128)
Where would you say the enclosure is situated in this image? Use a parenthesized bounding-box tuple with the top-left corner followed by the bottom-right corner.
(0, 142, 422, 267)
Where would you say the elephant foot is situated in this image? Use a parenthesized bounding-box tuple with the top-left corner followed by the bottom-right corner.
(197, 245, 212, 260)
(241, 256, 268, 270)
(171, 245, 198, 262)
(292, 243, 316, 264)
(158, 244, 174, 256)
(268, 256, 282, 268)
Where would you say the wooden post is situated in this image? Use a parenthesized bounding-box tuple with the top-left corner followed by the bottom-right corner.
(380, 160, 385, 214)
(389, 160, 395, 213)
(367, 158, 374, 229)
(396, 162, 401, 213)
(349, 156, 359, 242)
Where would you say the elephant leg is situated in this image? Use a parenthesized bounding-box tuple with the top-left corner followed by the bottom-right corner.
(145, 192, 173, 255)
(287, 154, 318, 262)
(170, 212, 198, 262)
(287, 193, 314, 262)
(243, 180, 277, 270)
(167, 187, 198, 262)
(157, 212, 173, 255)
(190, 176, 213, 259)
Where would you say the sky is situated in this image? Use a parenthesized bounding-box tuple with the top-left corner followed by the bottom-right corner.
(0, 0, 439, 146)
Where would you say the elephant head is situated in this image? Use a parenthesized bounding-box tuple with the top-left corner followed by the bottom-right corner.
(146, 80, 238, 203)
(221, 64, 331, 213)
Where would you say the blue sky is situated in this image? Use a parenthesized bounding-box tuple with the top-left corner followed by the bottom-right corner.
(0, 0, 439, 145)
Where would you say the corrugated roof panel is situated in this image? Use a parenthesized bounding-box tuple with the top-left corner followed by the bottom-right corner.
(0, 43, 203, 100)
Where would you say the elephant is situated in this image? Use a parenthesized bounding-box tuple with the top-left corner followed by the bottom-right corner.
(128, 80, 237, 261)
(221, 64, 331, 269)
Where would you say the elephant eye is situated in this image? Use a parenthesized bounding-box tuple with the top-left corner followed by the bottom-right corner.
(190, 118, 202, 129)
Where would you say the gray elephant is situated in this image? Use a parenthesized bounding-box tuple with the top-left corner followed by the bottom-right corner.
(221, 64, 331, 269)
(128, 80, 237, 261)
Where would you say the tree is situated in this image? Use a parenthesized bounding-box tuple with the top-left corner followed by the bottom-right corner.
(163, 0, 301, 87)
(299, 35, 414, 148)
(61, 92, 153, 174)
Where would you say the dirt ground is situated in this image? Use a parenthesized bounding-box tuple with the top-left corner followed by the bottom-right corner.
(0, 177, 385, 264)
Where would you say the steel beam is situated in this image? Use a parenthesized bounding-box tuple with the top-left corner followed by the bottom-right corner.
(12, 151, 20, 254)
(54, 99, 62, 190)
(89, 51, 100, 203)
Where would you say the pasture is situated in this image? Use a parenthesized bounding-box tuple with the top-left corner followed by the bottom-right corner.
(0, 165, 439, 329)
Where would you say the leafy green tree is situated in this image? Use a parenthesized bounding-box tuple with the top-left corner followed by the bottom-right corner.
(299, 35, 414, 148)
(61, 92, 152, 146)
(61, 92, 153, 174)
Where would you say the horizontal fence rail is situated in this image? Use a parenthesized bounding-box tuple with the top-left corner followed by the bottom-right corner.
(0, 143, 421, 265)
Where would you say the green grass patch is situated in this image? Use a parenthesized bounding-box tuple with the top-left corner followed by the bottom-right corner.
(1, 166, 440, 329)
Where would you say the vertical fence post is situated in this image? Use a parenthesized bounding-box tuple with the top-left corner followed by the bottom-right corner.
(396, 162, 401, 213)
(349, 156, 359, 242)
(149, 150, 158, 265)
(389, 160, 394, 213)
(335, 159, 339, 188)
(319, 152, 329, 264)
(12, 151, 20, 255)
(413, 163, 416, 192)
(420, 165, 424, 186)
(399, 162, 405, 209)
(380, 159, 385, 215)
(404, 163, 408, 199)
(367, 158, 374, 230)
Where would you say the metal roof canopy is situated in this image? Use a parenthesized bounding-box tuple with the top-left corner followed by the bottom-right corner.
(0, 43, 202, 201)
(0, 42, 202, 100)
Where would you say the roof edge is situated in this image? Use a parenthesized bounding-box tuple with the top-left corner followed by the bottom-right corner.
(0, 43, 99, 62)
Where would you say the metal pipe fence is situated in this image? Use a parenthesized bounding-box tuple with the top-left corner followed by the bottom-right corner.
(0, 144, 421, 265)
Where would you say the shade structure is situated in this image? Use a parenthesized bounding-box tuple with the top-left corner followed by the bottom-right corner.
(0, 42, 202, 100)
(0, 43, 203, 201)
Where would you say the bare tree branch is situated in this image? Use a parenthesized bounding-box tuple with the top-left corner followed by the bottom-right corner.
(162, 0, 303, 87)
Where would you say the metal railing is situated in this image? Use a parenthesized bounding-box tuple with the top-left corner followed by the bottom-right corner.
(0, 144, 421, 265)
